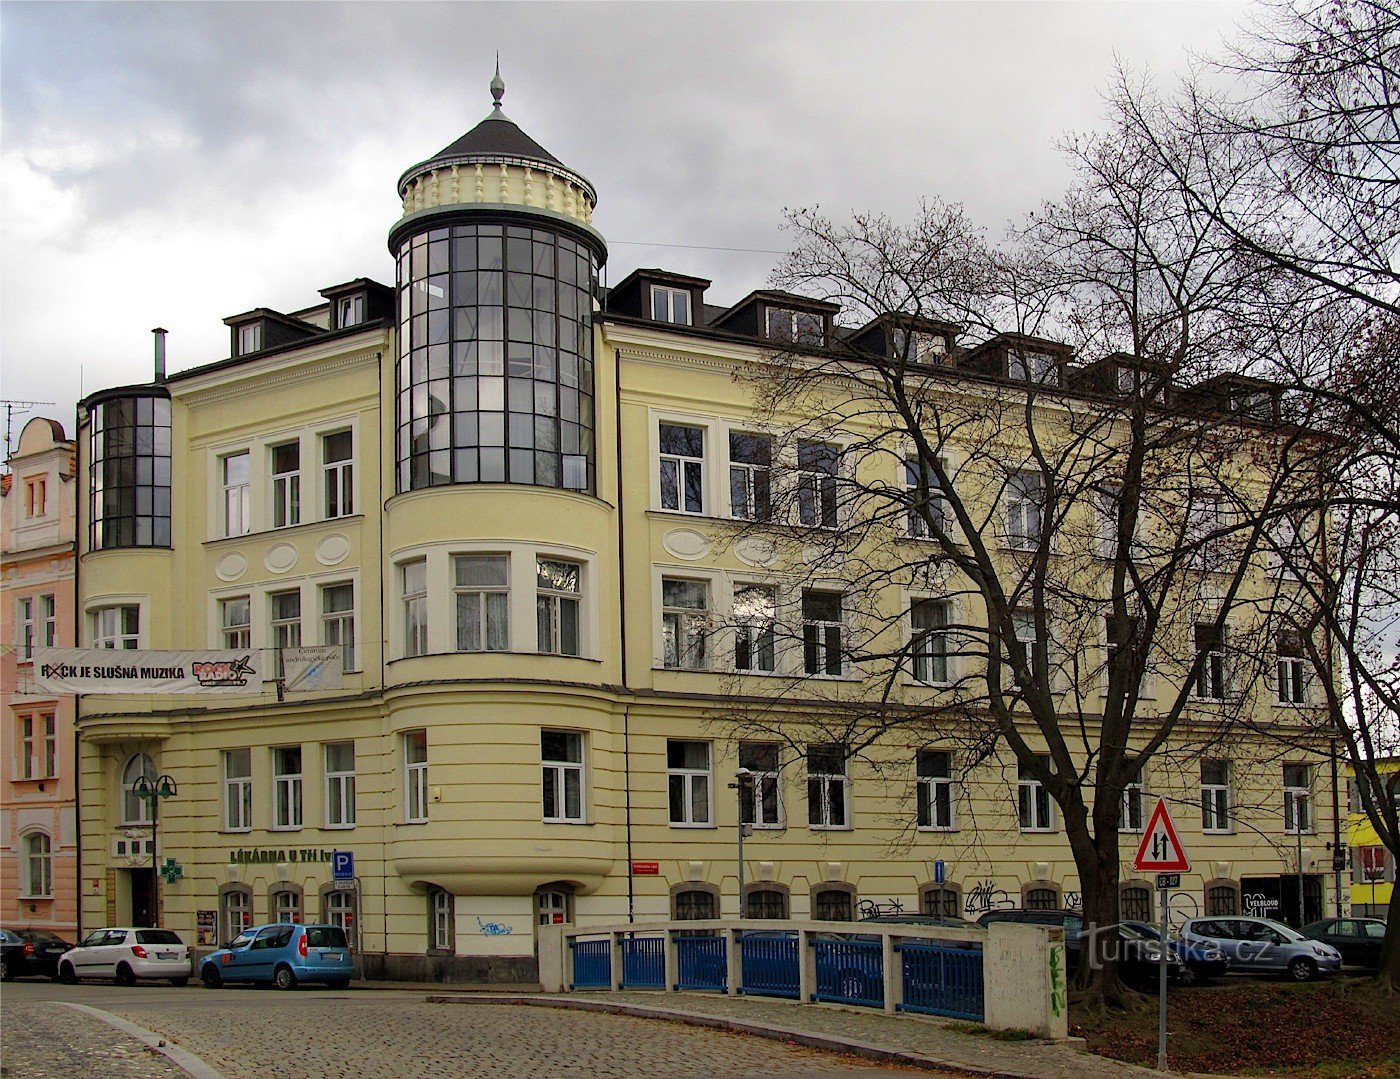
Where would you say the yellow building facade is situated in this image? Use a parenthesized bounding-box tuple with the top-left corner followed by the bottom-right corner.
(74, 79, 1342, 981)
(1348, 760, 1397, 919)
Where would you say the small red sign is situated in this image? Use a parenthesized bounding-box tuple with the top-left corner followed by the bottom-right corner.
(1133, 798, 1191, 873)
(630, 861, 660, 875)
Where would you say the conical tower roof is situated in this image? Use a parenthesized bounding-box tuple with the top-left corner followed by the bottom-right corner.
(425, 112, 563, 169)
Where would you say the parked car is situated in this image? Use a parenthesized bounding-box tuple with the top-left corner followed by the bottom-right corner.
(1299, 917, 1387, 969)
(57, 927, 190, 986)
(1121, 920, 1228, 985)
(1, 928, 75, 981)
(1180, 917, 1342, 981)
(1113, 922, 1189, 986)
(976, 909, 1083, 975)
(199, 923, 352, 989)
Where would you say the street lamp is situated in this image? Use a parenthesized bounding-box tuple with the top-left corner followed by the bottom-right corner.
(728, 768, 754, 918)
(133, 773, 177, 928)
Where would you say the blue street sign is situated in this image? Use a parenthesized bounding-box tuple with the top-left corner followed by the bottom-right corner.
(332, 850, 354, 881)
(933, 859, 946, 885)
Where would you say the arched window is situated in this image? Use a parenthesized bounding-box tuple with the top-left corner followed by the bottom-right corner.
(673, 888, 718, 921)
(1022, 884, 1061, 911)
(270, 885, 303, 924)
(812, 886, 855, 921)
(322, 886, 357, 936)
(427, 887, 455, 953)
(919, 884, 962, 919)
(220, 885, 253, 943)
(1119, 883, 1153, 922)
(1205, 880, 1240, 916)
(535, 883, 575, 927)
(22, 832, 52, 898)
(121, 754, 156, 825)
(744, 886, 789, 919)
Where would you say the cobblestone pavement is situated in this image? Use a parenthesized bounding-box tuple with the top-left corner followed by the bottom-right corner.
(1, 1001, 186, 1079)
(0, 982, 927, 1078)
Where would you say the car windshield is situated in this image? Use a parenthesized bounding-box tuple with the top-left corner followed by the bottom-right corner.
(17, 929, 64, 942)
(1266, 921, 1305, 942)
(229, 932, 256, 949)
(136, 930, 183, 945)
(304, 926, 348, 949)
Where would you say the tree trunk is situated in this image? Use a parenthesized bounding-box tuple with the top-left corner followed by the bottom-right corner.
(1377, 894, 1400, 993)
(1067, 822, 1131, 1010)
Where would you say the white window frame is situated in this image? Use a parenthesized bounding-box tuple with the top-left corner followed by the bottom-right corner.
(766, 307, 825, 346)
(1276, 630, 1309, 705)
(337, 293, 365, 329)
(269, 589, 302, 676)
(402, 559, 428, 658)
(325, 741, 356, 829)
(19, 715, 36, 780)
(320, 582, 356, 672)
(17, 597, 35, 660)
(1284, 764, 1313, 834)
(237, 323, 262, 355)
(273, 888, 302, 925)
(904, 456, 951, 539)
(38, 594, 56, 651)
(1192, 623, 1227, 701)
(1004, 470, 1044, 550)
(454, 554, 510, 652)
(739, 742, 784, 829)
(536, 558, 582, 657)
(1008, 349, 1057, 384)
(221, 596, 251, 650)
(733, 582, 778, 674)
(667, 739, 713, 827)
(121, 753, 156, 826)
(1201, 760, 1231, 833)
(541, 730, 585, 824)
(93, 605, 140, 650)
(728, 431, 773, 521)
(1186, 493, 1228, 570)
(806, 744, 850, 830)
(651, 285, 691, 325)
(271, 440, 302, 529)
(222, 451, 252, 537)
(797, 440, 840, 529)
(661, 577, 710, 670)
(322, 429, 355, 519)
(23, 475, 47, 518)
(223, 748, 253, 832)
(911, 598, 952, 685)
(272, 746, 303, 831)
(802, 589, 844, 676)
(1018, 756, 1055, 832)
(404, 730, 428, 824)
(21, 831, 52, 899)
(658, 422, 706, 515)
(1119, 762, 1145, 833)
(916, 749, 955, 831)
(430, 888, 454, 951)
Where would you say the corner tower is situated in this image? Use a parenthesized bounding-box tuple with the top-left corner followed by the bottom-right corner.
(388, 69, 607, 494)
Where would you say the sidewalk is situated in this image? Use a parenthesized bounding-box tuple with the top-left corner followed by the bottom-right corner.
(426, 989, 1168, 1079)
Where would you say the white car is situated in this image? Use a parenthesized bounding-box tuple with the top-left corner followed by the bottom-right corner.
(58, 927, 191, 986)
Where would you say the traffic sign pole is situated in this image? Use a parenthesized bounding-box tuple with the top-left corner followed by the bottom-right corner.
(1132, 799, 1191, 1075)
(1158, 873, 1169, 1073)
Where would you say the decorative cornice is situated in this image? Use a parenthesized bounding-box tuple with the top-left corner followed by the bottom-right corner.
(177, 347, 383, 408)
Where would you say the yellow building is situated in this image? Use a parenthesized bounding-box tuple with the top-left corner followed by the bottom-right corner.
(74, 76, 1340, 982)
(1348, 759, 1397, 919)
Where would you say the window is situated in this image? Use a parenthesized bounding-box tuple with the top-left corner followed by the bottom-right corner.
(18, 715, 56, 780)
(1205, 883, 1240, 916)
(325, 742, 356, 828)
(322, 431, 354, 518)
(324, 889, 355, 933)
(1008, 350, 1057, 384)
(93, 605, 139, 649)
(223, 749, 253, 831)
(813, 888, 854, 921)
(21, 833, 51, 898)
(18, 598, 34, 659)
(1201, 760, 1230, 833)
(733, 584, 777, 673)
(802, 590, 843, 676)
(667, 740, 712, 826)
(222, 887, 254, 941)
(404, 730, 428, 823)
(16, 595, 53, 658)
(807, 744, 849, 828)
(270, 590, 302, 675)
(237, 323, 262, 355)
(1023, 886, 1060, 911)
(797, 440, 839, 528)
(905, 457, 950, 538)
(429, 888, 454, 952)
(1192, 624, 1226, 701)
(739, 742, 782, 827)
(745, 888, 789, 919)
(1120, 885, 1152, 922)
(1119, 761, 1145, 832)
(542, 730, 584, 822)
(272, 888, 302, 924)
(1276, 630, 1308, 704)
(222, 452, 251, 536)
(23, 476, 46, 517)
(729, 433, 772, 521)
(766, 307, 824, 346)
(659, 424, 704, 514)
(662, 578, 709, 669)
(1007, 609, 1039, 686)
(1268, 514, 1303, 579)
(321, 584, 356, 671)
(1004, 470, 1044, 549)
(911, 599, 951, 684)
(337, 294, 365, 328)
(272, 747, 303, 830)
(455, 555, 509, 651)
(916, 749, 955, 829)
(1018, 756, 1054, 831)
(536, 558, 581, 656)
(121, 754, 156, 825)
(891, 327, 948, 364)
(1284, 764, 1313, 833)
(921, 885, 960, 919)
(1104, 614, 1141, 692)
(1186, 494, 1227, 569)
(402, 559, 428, 657)
(674, 889, 718, 921)
(271, 442, 301, 528)
(651, 285, 691, 325)
(536, 886, 573, 926)
(221, 596, 251, 649)
(1095, 485, 1123, 559)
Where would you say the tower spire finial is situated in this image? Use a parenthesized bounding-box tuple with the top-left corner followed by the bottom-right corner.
(490, 54, 505, 113)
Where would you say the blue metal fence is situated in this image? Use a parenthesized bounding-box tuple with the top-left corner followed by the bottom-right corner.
(570, 938, 611, 990)
(812, 937, 884, 1008)
(675, 934, 727, 992)
(620, 934, 666, 989)
(738, 932, 800, 998)
(898, 940, 985, 1021)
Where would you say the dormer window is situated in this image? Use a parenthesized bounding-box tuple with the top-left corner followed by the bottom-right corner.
(651, 286, 691, 326)
(1231, 390, 1273, 419)
(237, 323, 262, 356)
(337, 294, 365, 329)
(1116, 365, 1166, 404)
(23, 476, 46, 518)
(891, 328, 947, 364)
(1008, 350, 1056, 385)
(767, 308, 825, 346)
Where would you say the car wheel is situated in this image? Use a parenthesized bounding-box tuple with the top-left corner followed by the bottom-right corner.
(0, 956, 12, 982)
(1287, 957, 1317, 982)
(170, 977, 189, 988)
(58, 962, 77, 985)
(273, 964, 297, 991)
(114, 963, 137, 987)
(200, 965, 222, 989)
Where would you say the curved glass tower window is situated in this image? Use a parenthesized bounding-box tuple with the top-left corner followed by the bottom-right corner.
(395, 222, 598, 494)
(88, 391, 172, 549)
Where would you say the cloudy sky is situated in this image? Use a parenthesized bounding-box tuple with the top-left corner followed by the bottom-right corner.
(0, 1, 1250, 444)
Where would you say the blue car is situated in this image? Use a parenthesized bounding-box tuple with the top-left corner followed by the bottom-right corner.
(199, 923, 353, 990)
(1121, 920, 1228, 984)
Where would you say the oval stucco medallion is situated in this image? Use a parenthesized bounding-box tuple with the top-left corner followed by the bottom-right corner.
(316, 533, 351, 566)
(662, 527, 712, 561)
(734, 536, 777, 567)
(264, 542, 298, 573)
(215, 552, 248, 582)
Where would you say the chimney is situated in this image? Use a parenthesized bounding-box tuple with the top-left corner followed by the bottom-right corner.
(152, 328, 167, 383)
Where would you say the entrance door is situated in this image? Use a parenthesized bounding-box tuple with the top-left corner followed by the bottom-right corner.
(1277, 874, 1324, 928)
(129, 869, 156, 928)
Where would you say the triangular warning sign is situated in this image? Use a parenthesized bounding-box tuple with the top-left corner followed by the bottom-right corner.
(1132, 798, 1191, 873)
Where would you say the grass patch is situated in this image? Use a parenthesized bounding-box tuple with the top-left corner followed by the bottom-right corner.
(964, 1024, 1037, 1041)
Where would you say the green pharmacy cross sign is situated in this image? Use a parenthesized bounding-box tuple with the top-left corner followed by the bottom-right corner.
(159, 857, 183, 885)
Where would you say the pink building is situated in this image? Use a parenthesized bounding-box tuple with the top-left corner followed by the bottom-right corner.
(2, 417, 78, 938)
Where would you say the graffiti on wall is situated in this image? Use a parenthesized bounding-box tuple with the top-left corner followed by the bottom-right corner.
(476, 917, 513, 937)
(1063, 891, 1082, 912)
(964, 880, 1015, 915)
(856, 898, 905, 919)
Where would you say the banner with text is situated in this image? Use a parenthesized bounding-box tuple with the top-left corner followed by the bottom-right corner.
(280, 646, 344, 693)
(35, 648, 266, 695)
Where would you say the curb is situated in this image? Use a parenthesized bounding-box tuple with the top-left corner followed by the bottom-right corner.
(426, 992, 1051, 1078)
(58, 1002, 226, 1079)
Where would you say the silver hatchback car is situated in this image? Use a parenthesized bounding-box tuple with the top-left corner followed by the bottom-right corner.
(1180, 916, 1341, 981)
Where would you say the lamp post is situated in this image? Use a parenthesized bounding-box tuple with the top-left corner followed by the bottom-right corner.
(133, 773, 177, 928)
(728, 768, 753, 918)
